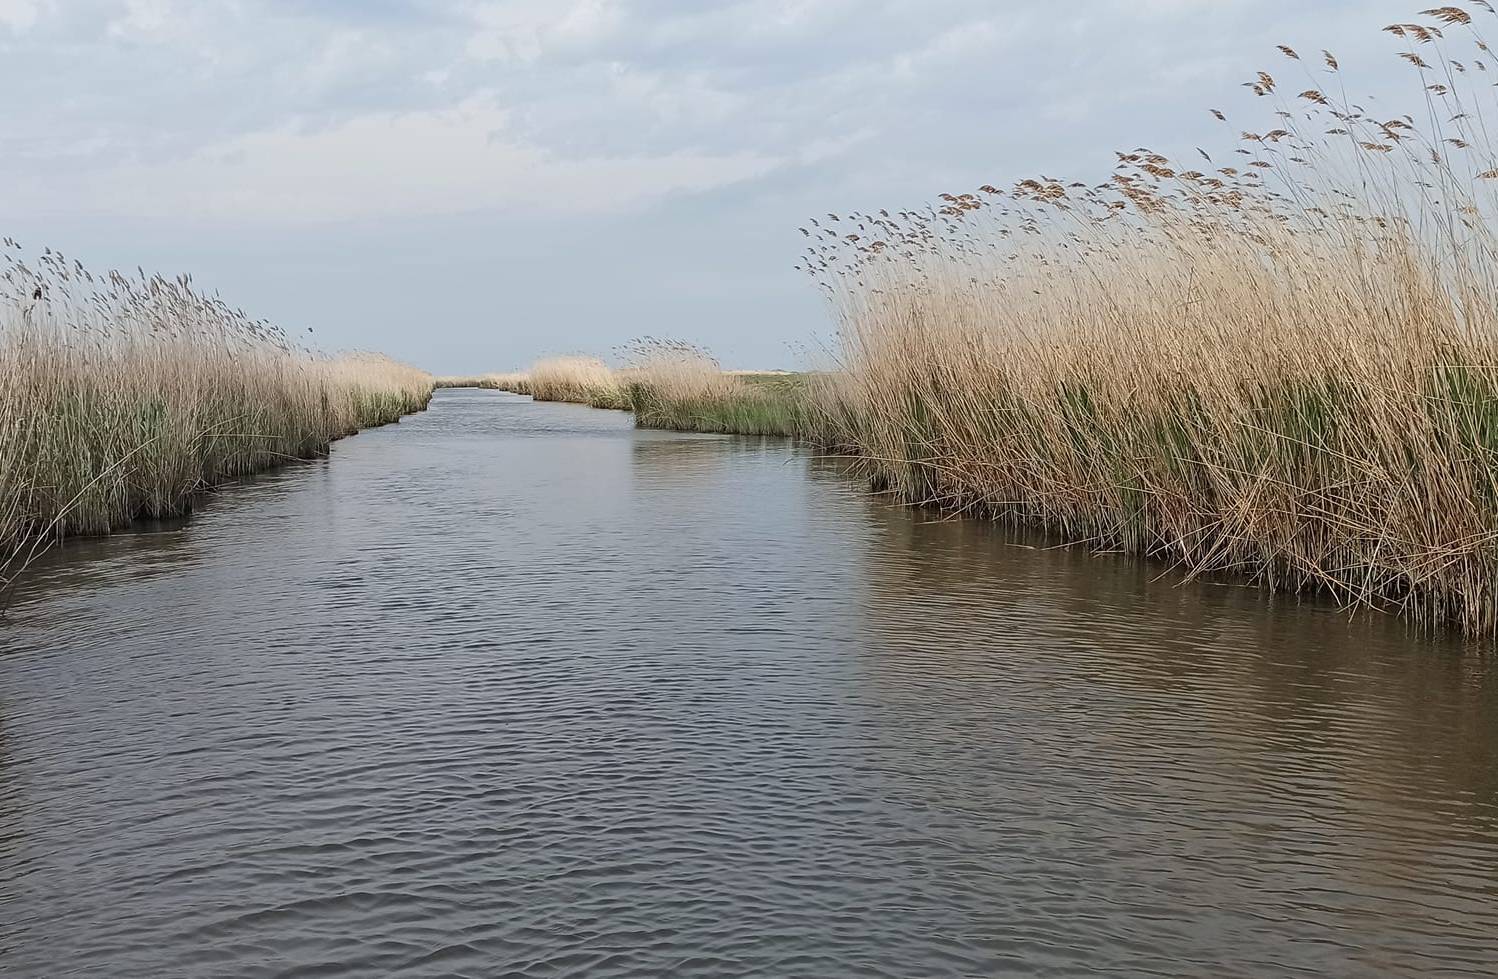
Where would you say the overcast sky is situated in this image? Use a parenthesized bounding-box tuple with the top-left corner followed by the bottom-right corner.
(1, 0, 1434, 370)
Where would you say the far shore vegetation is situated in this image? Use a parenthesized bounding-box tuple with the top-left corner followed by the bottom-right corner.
(435, 372, 531, 394)
(452, 341, 813, 439)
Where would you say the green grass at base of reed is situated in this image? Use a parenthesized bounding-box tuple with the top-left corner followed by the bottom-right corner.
(514, 345, 816, 437)
(626, 374, 809, 437)
(787, 5, 1498, 637)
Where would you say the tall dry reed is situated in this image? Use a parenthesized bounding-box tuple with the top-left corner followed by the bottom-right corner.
(800, 5, 1498, 634)
(620, 338, 805, 435)
(504, 341, 807, 434)
(0, 242, 432, 589)
(528, 355, 625, 407)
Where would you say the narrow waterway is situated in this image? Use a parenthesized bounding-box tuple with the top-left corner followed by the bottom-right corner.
(1, 389, 1495, 977)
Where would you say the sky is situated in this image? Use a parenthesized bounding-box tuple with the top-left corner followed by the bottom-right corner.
(0, 0, 1439, 371)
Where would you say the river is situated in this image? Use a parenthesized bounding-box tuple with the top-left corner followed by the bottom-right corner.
(1, 388, 1495, 977)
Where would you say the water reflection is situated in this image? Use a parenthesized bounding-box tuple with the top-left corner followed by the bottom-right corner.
(854, 498, 1498, 818)
(840, 500, 1498, 971)
(0, 389, 1493, 977)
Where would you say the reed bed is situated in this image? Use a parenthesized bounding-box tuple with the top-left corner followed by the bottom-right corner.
(622, 341, 808, 436)
(436, 372, 532, 394)
(796, 4, 1498, 634)
(510, 341, 808, 434)
(486, 372, 533, 395)
(0, 242, 432, 588)
(528, 355, 626, 408)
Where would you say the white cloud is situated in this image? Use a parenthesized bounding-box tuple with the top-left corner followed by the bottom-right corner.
(107, 0, 180, 41)
(302, 29, 397, 90)
(465, 0, 623, 63)
(604, 62, 746, 127)
(78, 96, 783, 223)
(0, 0, 46, 31)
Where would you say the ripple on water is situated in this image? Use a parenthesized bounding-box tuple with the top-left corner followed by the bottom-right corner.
(0, 390, 1495, 977)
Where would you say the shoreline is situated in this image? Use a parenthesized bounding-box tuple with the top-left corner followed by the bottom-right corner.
(461, 375, 1498, 639)
(1, 382, 434, 598)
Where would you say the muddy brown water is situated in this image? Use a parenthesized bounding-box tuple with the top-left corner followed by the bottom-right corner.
(1, 388, 1495, 977)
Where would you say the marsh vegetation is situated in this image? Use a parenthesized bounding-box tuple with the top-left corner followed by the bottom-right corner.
(435, 374, 531, 393)
(0, 242, 432, 589)
(791, 5, 1498, 635)
(486, 341, 810, 438)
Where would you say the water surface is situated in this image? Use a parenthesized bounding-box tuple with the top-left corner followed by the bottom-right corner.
(2, 389, 1495, 977)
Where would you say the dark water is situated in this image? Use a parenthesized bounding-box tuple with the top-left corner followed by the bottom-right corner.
(2, 389, 1496, 978)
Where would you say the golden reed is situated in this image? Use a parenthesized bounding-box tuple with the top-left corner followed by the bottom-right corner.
(0, 243, 431, 589)
(798, 5, 1498, 634)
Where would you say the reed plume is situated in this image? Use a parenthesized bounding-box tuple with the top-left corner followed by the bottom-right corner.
(800, 4, 1498, 635)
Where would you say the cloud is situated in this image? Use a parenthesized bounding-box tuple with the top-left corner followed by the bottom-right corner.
(0, 0, 46, 31)
(1, 0, 1430, 230)
(465, 0, 624, 63)
(107, 0, 184, 42)
(302, 29, 399, 90)
(79, 96, 783, 223)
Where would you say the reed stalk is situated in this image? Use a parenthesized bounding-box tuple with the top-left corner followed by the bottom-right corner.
(0, 243, 432, 590)
(796, 4, 1498, 634)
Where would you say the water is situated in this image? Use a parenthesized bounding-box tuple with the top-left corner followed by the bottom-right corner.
(2, 389, 1496, 978)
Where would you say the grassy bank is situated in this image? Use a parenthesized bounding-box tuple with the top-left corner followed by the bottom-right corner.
(511, 342, 811, 436)
(628, 371, 809, 437)
(1, 244, 432, 587)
